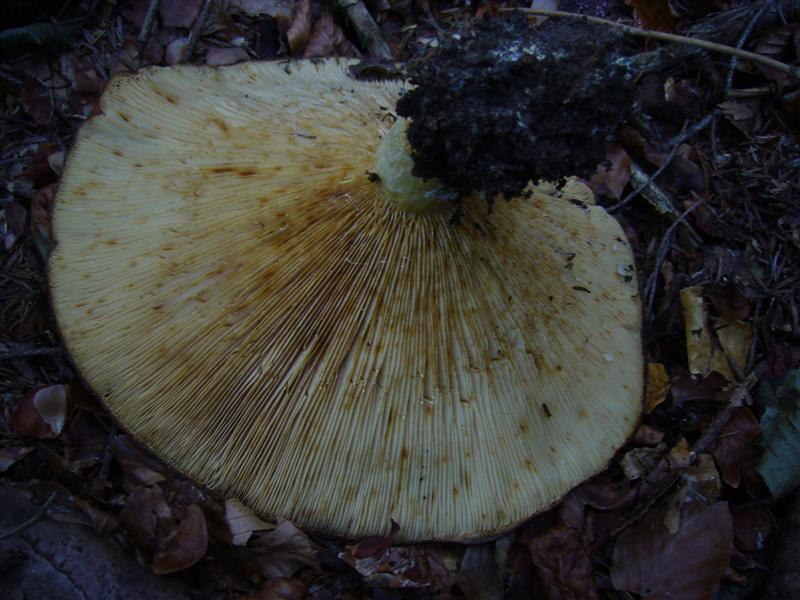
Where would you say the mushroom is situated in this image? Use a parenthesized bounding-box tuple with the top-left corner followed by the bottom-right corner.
(50, 59, 643, 541)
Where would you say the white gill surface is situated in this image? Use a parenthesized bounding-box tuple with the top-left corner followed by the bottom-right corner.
(50, 59, 644, 541)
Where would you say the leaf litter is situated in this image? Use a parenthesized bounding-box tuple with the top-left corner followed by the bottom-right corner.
(1, 0, 800, 598)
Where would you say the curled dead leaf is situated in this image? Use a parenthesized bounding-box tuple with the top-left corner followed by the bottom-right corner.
(245, 520, 319, 578)
(647, 362, 671, 412)
(152, 504, 208, 574)
(11, 384, 68, 438)
(529, 522, 599, 600)
(225, 498, 274, 546)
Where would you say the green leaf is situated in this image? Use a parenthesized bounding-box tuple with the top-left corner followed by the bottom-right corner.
(757, 369, 800, 498)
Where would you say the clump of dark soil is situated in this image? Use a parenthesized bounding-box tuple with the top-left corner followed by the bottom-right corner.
(396, 14, 635, 202)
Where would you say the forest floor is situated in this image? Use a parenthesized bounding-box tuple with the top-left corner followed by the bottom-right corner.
(1, 0, 800, 599)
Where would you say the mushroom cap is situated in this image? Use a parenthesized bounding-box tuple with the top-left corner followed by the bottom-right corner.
(50, 59, 643, 542)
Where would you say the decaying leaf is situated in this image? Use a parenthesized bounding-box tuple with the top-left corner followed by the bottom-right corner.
(647, 362, 671, 412)
(225, 498, 274, 546)
(630, 0, 676, 31)
(715, 318, 752, 378)
(0, 447, 35, 472)
(529, 523, 599, 600)
(160, 0, 203, 28)
(758, 370, 800, 498)
(680, 286, 733, 379)
(206, 47, 250, 66)
(238, 577, 309, 600)
(245, 520, 319, 578)
(151, 505, 209, 574)
(227, 0, 297, 19)
(10, 384, 68, 439)
(612, 501, 733, 600)
(118, 484, 173, 552)
(590, 142, 631, 200)
(286, 0, 311, 56)
(458, 543, 503, 600)
(719, 101, 757, 135)
(712, 407, 761, 488)
(303, 9, 356, 58)
(662, 454, 721, 535)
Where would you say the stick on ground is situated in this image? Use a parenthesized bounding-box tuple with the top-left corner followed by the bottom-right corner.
(333, 0, 392, 59)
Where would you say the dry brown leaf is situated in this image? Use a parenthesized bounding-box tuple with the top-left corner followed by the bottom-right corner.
(458, 544, 503, 600)
(160, 0, 203, 28)
(719, 101, 757, 135)
(529, 523, 599, 600)
(0, 447, 35, 472)
(662, 454, 720, 535)
(647, 362, 670, 412)
(165, 37, 189, 66)
(632, 423, 665, 446)
(206, 46, 250, 66)
(715, 318, 752, 377)
(590, 143, 631, 200)
(612, 501, 733, 600)
(246, 520, 319, 578)
(238, 577, 309, 600)
(286, 0, 311, 56)
(118, 485, 173, 552)
(225, 498, 274, 546)
(681, 286, 733, 379)
(712, 407, 761, 488)
(630, 0, 676, 31)
(302, 9, 356, 58)
(11, 385, 68, 439)
(227, 0, 297, 19)
(152, 505, 208, 574)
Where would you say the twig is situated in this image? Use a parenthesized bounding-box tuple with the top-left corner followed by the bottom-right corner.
(0, 346, 62, 361)
(609, 112, 715, 212)
(333, 0, 392, 60)
(137, 0, 161, 46)
(691, 373, 757, 457)
(644, 200, 705, 323)
(181, 0, 214, 63)
(509, 7, 800, 80)
(0, 492, 56, 541)
(724, 0, 773, 97)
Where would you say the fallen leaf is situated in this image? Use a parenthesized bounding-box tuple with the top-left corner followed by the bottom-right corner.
(227, 0, 296, 19)
(630, 0, 676, 31)
(302, 9, 357, 58)
(662, 454, 720, 534)
(712, 407, 761, 488)
(225, 498, 274, 546)
(681, 286, 733, 379)
(715, 318, 752, 378)
(238, 577, 308, 600)
(529, 523, 599, 600)
(732, 505, 774, 554)
(612, 502, 733, 600)
(719, 101, 757, 135)
(286, 0, 311, 56)
(0, 447, 35, 472)
(118, 485, 173, 552)
(458, 543, 503, 600)
(206, 46, 250, 65)
(160, 0, 203, 28)
(647, 362, 671, 412)
(246, 520, 319, 578)
(348, 519, 400, 559)
(632, 423, 665, 446)
(670, 369, 729, 405)
(10, 384, 68, 438)
(152, 504, 208, 574)
(165, 37, 189, 65)
(3, 203, 26, 250)
(757, 370, 800, 498)
(590, 143, 631, 200)
(621, 446, 663, 481)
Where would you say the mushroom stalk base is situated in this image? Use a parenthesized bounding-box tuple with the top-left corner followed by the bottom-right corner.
(373, 118, 445, 213)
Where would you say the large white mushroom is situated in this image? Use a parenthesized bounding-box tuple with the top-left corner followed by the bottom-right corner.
(50, 59, 643, 541)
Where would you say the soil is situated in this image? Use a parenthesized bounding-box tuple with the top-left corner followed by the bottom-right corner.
(396, 14, 635, 203)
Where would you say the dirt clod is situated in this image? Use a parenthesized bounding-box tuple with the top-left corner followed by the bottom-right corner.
(396, 15, 635, 203)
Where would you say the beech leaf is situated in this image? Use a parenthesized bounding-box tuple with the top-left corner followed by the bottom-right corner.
(757, 370, 800, 498)
(151, 505, 208, 574)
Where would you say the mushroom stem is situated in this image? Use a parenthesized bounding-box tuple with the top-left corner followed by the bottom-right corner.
(373, 118, 445, 213)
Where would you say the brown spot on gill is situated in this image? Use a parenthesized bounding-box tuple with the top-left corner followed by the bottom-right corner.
(210, 166, 236, 174)
(210, 118, 230, 134)
(453, 486, 460, 496)
(519, 421, 529, 434)
(112, 149, 123, 157)
(238, 168, 256, 177)
(118, 112, 131, 122)
(165, 95, 178, 105)
(400, 447, 408, 460)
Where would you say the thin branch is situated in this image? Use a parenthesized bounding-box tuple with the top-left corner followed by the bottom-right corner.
(644, 200, 705, 324)
(508, 7, 800, 80)
(137, 0, 161, 46)
(333, 0, 392, 59)
(724, 0, 773, 96)
(0, 346, 62, 361)
(181, 0, 214, 63)
(0, 492, 56, 541)
(609, 112, 716, 213)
